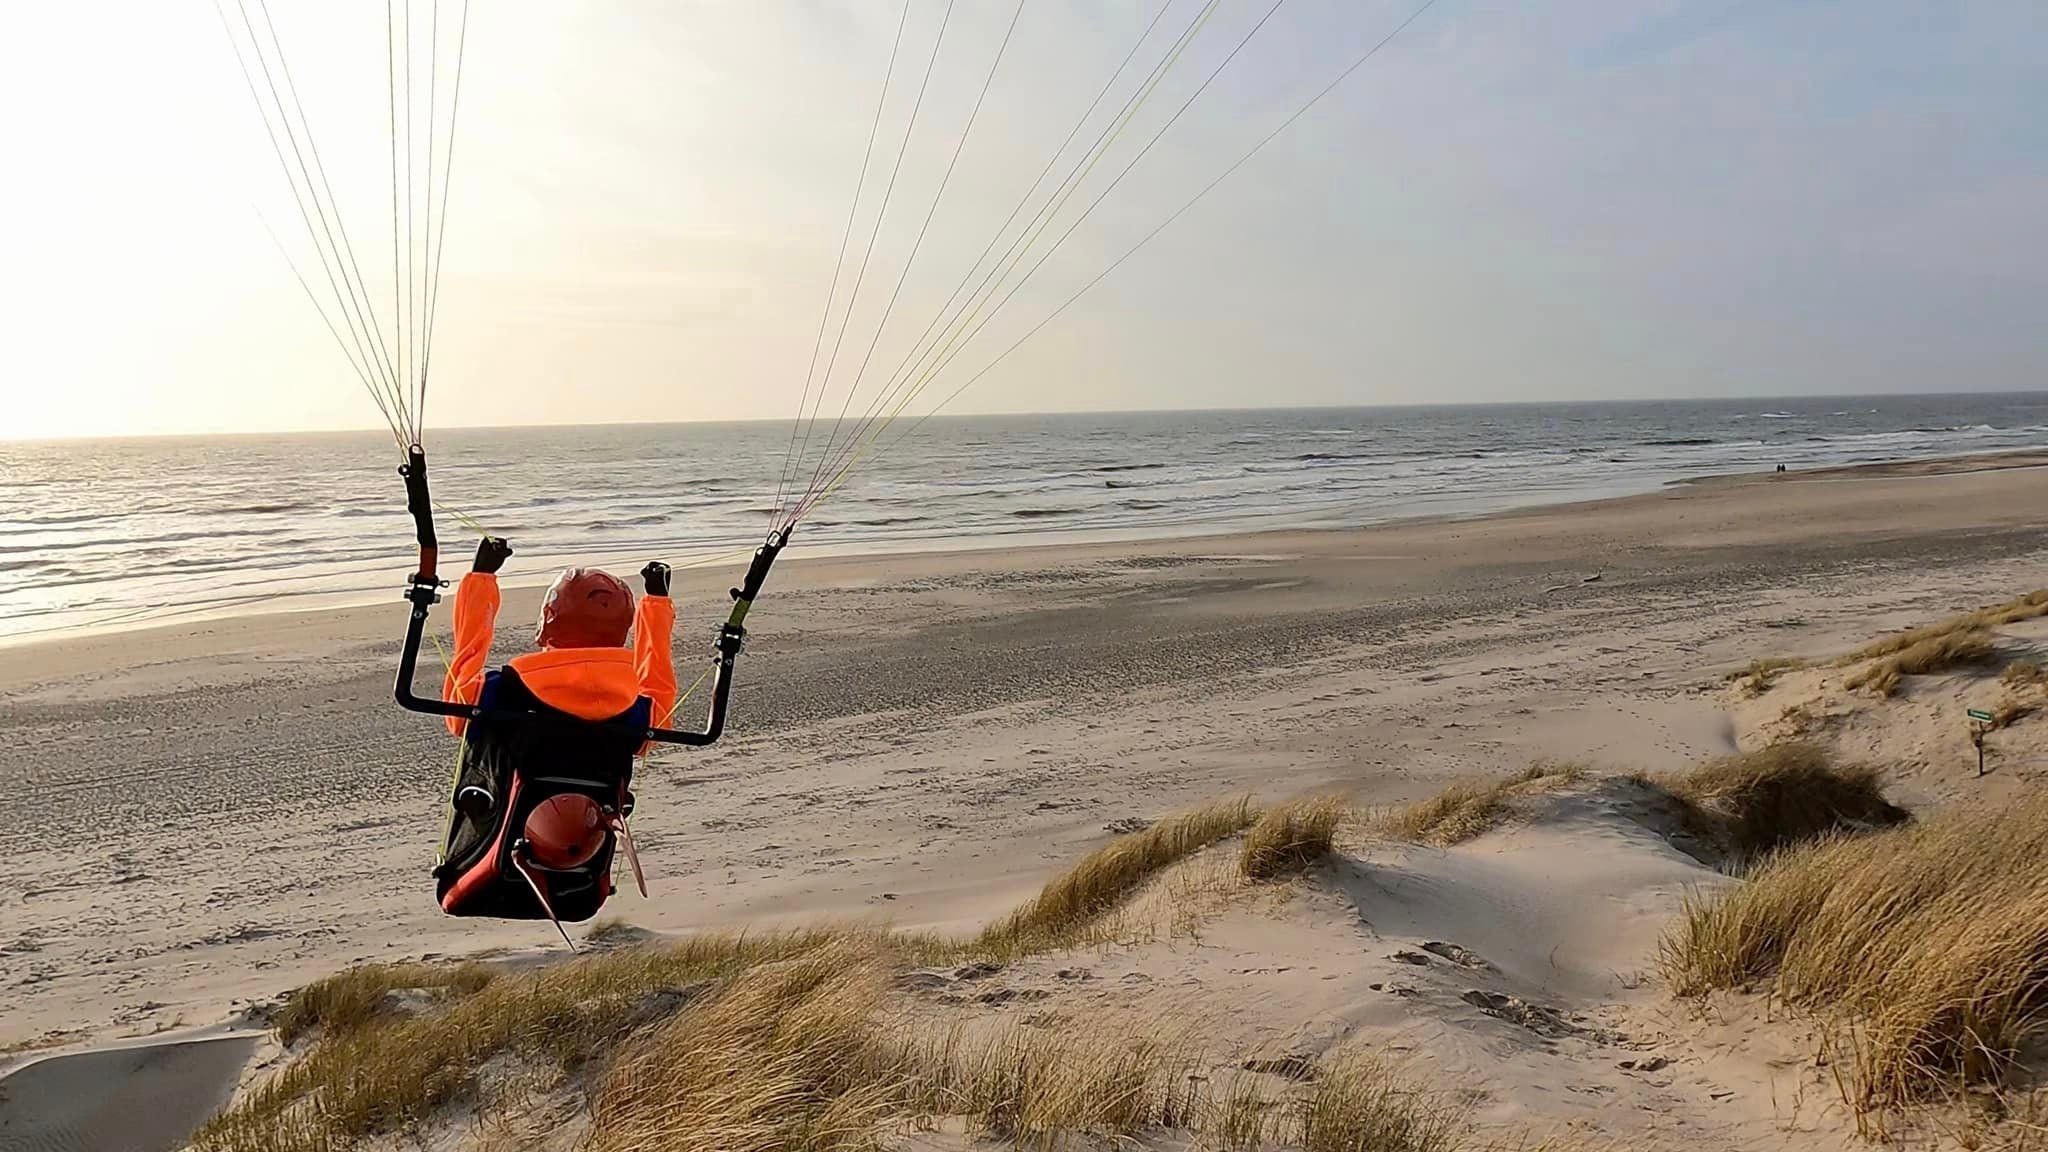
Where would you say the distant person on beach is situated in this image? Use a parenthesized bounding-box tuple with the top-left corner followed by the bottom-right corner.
(441, 536, 679, 736)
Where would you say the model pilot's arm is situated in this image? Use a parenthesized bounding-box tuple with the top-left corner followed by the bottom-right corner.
(634, 561, 678, 729)
(443, 536, 512, 736)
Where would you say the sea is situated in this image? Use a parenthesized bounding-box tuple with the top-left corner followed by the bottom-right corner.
(4, 394, 2046, 643)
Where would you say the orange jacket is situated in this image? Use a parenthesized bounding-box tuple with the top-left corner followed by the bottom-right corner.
(441, 572, 678, 740)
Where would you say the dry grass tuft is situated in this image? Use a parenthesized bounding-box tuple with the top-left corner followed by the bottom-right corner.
(194, 929, 881, 1152)
(581, 942, 901, 1152)
(1843, 629, 1997, 697)
(1991, 697, 2034, 730)
(1647, 743, 1906, 864)
(1240, 797, 1345, 880)
(273, 961, 495, 1045)
(970, 797, 1257, 959)
(1299, 1052, 1465, 1152)
(1991, 659, 2048, 728)
(1840, 590, 2048, 665)
(582, 916, 639, 944)
(2001, 659, 2046, 690)
(904, 1019, 1202, 1146)
(1727, 656, 1804, 697)
(1772, 703, 1823, 739)
(1659, 797, 2048, 1119)
(1373, 762, 1586, 847)
(592, 983, 1459, 1152)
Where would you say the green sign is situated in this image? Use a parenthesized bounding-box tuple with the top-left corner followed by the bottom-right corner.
(1967, 709, 1995, 723)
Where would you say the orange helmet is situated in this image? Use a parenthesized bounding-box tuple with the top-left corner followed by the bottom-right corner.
(535, 567, 633, 649)
(523, 793, 609, 869)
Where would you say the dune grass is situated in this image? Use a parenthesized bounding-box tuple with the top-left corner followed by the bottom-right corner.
(272, 961, 495, 1045)
(202, 792, 1478, 1152)
(586, 959, 1458, 1152)
(582, 916, 641, 944)
(1726, 656, 1804, 697)
(1826, 590, 2048, 697)
(968, 797, 1257, 959)
(1991, 697, 2034, 730)
(1641, 742, 1906, 865)
(1658, 797, 2048, 1120)
(2001, 659, 2046, 690)
(578, 942, 901, 1152)
(194, 929, 882, 1152)
(1299, 1053, 1464, 1152)
(1240, 797, 1345, 880)
(1373, 762, 1586, 847)
(1842, 629, 1997, 697)
(1838, 590, 2048, 666)
(1986, 659, 2048, 729)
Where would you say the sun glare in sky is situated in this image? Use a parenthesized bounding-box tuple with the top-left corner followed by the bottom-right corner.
(3, 2, 2042, 441)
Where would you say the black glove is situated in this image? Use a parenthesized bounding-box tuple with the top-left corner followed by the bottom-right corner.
(473, 536, 513, 575)
(640, 560, 671, 597)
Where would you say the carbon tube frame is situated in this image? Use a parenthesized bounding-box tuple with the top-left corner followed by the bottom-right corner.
(393, 580, 739, 746)
(389, 448, 785, 747)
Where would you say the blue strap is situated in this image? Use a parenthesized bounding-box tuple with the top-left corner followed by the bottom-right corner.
(476, 669, 507, 712)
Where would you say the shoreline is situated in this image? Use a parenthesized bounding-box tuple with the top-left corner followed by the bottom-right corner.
(9, 446, 2046, 654)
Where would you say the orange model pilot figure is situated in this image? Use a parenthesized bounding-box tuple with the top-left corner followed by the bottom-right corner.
(442, 536, 679, 739)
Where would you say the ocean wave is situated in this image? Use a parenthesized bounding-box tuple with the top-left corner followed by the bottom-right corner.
(851, 515, 929, 527)
(6, 510, 107, 527)
(117, 556, 250, 577)
(1294, 451, 1376, 462)
(1640, 437, 1717, 447)
(1758, 412, 1797, 419)
(1103, 479, 1148, 489)
(65, 526, 290, 549)
(1012, 507, 1078, 519)
(583, 513, 672, 530)
(217, 501, 314, 515)
(1090, 462, 1167, 473)
(1117, 499, 1168, 511)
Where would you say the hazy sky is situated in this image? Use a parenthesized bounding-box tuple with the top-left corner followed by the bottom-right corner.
(4, 1, 2042, 439)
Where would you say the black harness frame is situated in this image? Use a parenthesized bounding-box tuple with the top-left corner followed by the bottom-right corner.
(390, 446, 785, 746)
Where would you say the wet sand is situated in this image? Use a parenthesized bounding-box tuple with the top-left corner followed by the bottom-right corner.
(3, 452, 2047, 1051)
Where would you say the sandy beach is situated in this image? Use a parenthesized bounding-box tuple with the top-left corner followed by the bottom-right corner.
(5, 453, 2048, 1149)
(3, 453, 2042, 1044)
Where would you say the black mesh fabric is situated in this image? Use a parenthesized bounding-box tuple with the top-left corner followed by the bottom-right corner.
(434, 668, 648, 922)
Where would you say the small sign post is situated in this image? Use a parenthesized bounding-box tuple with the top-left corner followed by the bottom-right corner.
(1967, 708, 1995, 776)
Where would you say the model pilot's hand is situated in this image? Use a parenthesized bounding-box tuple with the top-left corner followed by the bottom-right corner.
(473, 536, 513, 574)
(640, 561, 671, 597)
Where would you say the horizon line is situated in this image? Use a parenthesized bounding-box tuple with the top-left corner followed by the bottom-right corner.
(8, 388, 2047, 447)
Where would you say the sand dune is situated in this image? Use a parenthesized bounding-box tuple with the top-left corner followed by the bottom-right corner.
(3, 455, 2048, 1148)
